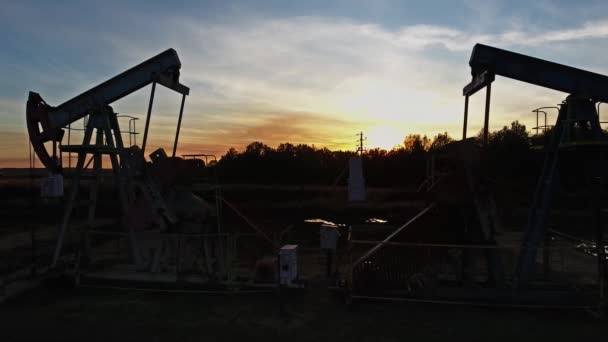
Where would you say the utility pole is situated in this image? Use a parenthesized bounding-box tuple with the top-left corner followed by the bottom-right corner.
(356, 131, 366, 156)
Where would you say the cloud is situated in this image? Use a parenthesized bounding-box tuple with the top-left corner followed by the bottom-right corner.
(528, 20, 608, 43)
(5, 9, 608, 167)
(102, 15, 474, 153)
(151, 15, 608, 140)
(146, 109, 360, 156)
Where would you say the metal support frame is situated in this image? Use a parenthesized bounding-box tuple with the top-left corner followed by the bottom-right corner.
(591, 174, 606, 303)
(352, 203, 436, 267)
(52, 110, 139, 268)
(514, 107, 565, 286)
(462, 95, 469, 140)
(141, 81, 156, 154)
(172, 94, 186, 157)
(483, 83, 492, 146)
(138, 81, 188, 159)
(130, 118, 137, 146)
(596, 102, 608, 132)
(535, 110, 546, 137)
(63, 115, 89, 170)
(67, 114, 72, 169)
(117, 115, 139, 147)
(515, 97, 606, 287)
(462, 71, 494, 144)
(532, 107, 559, 137)
(182, 153, 218, 165)
(52, 121, 94, 267)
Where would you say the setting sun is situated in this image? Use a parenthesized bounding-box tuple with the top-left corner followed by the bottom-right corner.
(366, 125, 405, 150)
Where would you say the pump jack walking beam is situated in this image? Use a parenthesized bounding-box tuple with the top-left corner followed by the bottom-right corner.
(26, 48, 189, 173)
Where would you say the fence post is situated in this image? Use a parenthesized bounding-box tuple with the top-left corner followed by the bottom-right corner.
(30, 226, 36, 277)
(543, 233, 551, 277)
(346, 226, 353, 304)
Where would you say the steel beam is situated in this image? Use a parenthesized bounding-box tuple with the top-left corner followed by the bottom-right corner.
(462, 95, 469, 140)
(483, 83, 492, 146)
(468, 44, 608, 102)
(48, 49, 189, 129)
(141, 82, 156, 154)
(172, 93, 186, 157)
(463, 71, 494, 97)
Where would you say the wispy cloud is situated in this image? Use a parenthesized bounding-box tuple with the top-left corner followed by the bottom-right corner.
(144, 16, 608, 137)
(4, 6, 608, 166)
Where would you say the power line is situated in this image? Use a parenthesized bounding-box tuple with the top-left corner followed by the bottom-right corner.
(356, 131, 367, 156)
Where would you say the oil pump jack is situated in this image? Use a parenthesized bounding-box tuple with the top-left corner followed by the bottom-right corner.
(462, 44, 608, 292)
(26, 50, 228, 281)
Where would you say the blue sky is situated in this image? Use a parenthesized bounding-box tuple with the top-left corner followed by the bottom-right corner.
(2, 0, 608, 166)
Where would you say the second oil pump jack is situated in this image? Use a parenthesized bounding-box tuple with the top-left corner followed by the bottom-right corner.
(463, 44, 607, 289)
(346, 44, 607, 309)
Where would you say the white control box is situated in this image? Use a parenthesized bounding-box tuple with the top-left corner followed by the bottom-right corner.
(320, 224, 340, 250)
(41, 173, 64, 198)
(279, 245, 298, 285)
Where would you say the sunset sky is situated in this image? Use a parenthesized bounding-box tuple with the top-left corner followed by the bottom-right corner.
(2, 0, 608, 167)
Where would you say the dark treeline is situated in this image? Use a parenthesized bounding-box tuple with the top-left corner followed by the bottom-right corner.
(214, 121, 540, 187)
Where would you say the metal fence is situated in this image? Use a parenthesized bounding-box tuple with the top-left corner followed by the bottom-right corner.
(83, 230, 274, 282)
(346, 236, 604, 307)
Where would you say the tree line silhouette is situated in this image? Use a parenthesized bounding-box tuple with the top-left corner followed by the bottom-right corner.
(214, 121, 541, 187)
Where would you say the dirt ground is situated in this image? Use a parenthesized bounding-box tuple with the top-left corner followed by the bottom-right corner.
(1, 280, 607, 342)
(1, 172, 606, 341)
